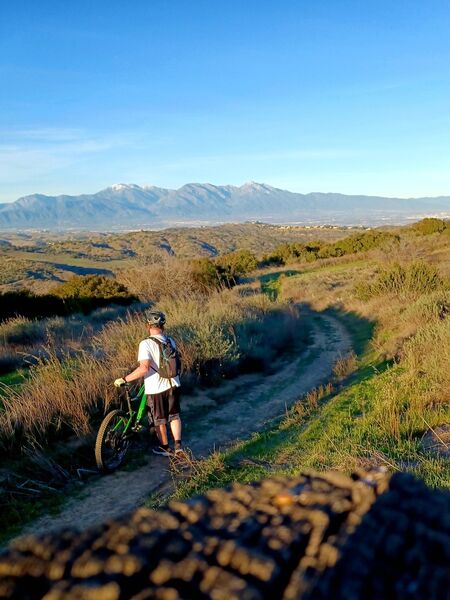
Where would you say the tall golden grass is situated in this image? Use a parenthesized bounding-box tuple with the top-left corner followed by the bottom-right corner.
(0, 305, 141, 374)
(0, 284, 303, 452)
(117, 256, 224, 301)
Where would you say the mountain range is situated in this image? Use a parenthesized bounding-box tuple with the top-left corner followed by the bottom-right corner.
(1, 182, 450, 230)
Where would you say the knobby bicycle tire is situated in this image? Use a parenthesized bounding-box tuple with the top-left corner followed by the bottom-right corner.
(95, 409, 130, 473)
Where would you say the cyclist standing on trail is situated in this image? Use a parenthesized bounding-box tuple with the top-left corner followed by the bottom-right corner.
(114, 311, 183, 457)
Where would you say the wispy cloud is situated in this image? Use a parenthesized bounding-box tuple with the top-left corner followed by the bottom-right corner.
(0, 128, 133, 183)
(1, 128, 86, 142)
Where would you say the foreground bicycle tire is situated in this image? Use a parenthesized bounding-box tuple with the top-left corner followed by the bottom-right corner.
(95, 409, 130, 473)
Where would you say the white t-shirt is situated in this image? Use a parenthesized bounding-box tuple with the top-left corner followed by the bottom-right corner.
(137, 334, 181, 395)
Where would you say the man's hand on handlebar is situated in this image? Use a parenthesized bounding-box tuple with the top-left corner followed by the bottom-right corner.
(114, 378, 128, 388)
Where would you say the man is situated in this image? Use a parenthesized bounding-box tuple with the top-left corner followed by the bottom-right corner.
(114, 310, 182, 457)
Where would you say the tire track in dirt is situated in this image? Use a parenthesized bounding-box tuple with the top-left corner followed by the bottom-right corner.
(17, 310, 352, 538)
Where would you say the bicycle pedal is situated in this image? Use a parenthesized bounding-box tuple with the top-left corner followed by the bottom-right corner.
(131, 424, 144, 432)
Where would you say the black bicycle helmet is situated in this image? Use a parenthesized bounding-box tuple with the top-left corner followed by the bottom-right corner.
(145, 310, 166, 327)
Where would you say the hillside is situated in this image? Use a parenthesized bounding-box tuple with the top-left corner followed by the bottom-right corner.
(161, 222, 450, 505)
(0, 218, 449, 548)
(1, 182, 450, 229)
(0, 223, 351, 292)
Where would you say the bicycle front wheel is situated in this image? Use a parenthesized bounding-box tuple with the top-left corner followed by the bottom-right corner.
(95, 410, 131, 473)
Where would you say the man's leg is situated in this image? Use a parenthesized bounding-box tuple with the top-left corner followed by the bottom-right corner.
(156, 423, 169, 446)
(149, 393, 171, 455)
(169, 417, 181, 443)
(168, 388, 182, 451)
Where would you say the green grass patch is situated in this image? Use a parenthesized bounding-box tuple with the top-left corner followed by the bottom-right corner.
(293, 258, 372, 279)
(156, 356, 449, 508)
(153, 306, 449, 508)
(0, 488, 68, 547)
(259, 270, 301, 300)
(0, 369, 26, 387)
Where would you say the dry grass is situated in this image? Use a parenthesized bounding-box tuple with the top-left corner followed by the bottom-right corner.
(117, 257, 207, 302)
(284, 348, 356, 429)
(332, 351, 357, 380)
(305, 382, 334, 410)
(355, 261, 445, 301)
(0, 306, 141, 377)
(0, 350, 111, 450)
(0, 281, 303, 451)
(0, 317, 48, 346)
(283, 382, 335, 428)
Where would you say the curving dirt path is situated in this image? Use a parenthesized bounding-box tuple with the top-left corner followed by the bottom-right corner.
(18, 310, 352, 538)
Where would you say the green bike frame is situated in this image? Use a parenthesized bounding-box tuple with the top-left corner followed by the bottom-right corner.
(113, 383, 149, 434)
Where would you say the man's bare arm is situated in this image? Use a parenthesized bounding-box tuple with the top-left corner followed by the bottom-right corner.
(124, 359, 151, 383)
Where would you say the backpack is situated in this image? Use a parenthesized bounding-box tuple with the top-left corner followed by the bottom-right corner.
(149, 336, 181, 380)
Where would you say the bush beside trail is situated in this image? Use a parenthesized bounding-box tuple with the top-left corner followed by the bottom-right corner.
(0, 276, 136, 322)
(321, 230, 399, 258)
(355, 261, 445, 301)
(0, 305, 145, 375)
(51, 275, 132, 300)
(215, 249, 259, 278)
(117, 256, 234, 302)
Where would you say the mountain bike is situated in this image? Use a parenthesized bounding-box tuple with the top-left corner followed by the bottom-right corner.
(95, 384, 152, 473)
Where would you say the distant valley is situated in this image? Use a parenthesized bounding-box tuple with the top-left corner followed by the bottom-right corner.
(0, 223, 350, 293)
(1, 182, 450, 230)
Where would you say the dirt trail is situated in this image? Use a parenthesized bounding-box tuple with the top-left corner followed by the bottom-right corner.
(19, 311, 352, 538)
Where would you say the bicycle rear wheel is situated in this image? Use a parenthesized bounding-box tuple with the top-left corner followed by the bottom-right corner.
(95, 410, 131, 473)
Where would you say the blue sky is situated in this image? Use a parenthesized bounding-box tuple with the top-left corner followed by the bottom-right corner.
(1, 0, 450, 202)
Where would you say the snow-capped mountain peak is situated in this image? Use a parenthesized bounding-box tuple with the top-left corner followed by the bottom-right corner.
(239, 182, 277, 194)
(1, 182, 450, 229)
(110, 183, 142, 192)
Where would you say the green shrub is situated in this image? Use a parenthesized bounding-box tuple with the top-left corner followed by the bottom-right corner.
(355, 261, 444, 300)
(52, 275, 131, 299)
(264, 242, 320, 266)
(0, 317, 46, 345)
(412, 218, 448, 235)
(264, 231, 397, 265)
(190, 259, 231, 291)
(216, 249, 259, 278)
(319, 231, 398, 258)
